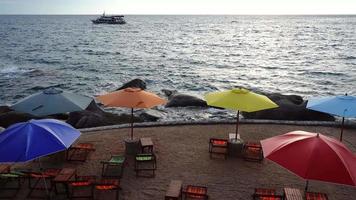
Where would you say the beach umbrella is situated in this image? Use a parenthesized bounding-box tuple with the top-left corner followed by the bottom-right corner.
(307, 94, 356, 141)
(11, 88, 93, 117)
(204, 88, 278, 139)
(96, 87, 167, 140)
(261, 130, 356, 190)
(0, 119, 81, 162)
(0, 119, 81, 198)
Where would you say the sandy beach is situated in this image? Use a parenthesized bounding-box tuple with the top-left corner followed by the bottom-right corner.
(9, 123, 356, 200)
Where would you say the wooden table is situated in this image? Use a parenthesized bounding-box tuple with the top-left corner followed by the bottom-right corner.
(53, 168, 77, 197)
(0, 164, 10, 173)
(284, 187, 303, 200)
(140, 137, 154, 153)
(165, 180, 183, 200)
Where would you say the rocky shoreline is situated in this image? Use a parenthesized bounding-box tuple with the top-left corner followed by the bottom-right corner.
(0, 78, 336, 129)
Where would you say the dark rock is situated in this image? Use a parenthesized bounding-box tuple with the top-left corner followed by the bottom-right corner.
(242, 93, 335, 121)
(0, 111, 37, 128)
(139, 110, 164, 122)
(162, 89, 208, 107)
(67, 102, 144, 129)
(0, 106, 12, 114)
(162, 89, 177, 98)
(117, 79, 146, 90)
(48, 113, 69, 120)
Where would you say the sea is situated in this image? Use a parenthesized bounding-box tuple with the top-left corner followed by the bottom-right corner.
(0, 15, 355, 121)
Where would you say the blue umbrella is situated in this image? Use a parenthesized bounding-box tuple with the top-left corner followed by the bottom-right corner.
(11, 88, 93, 117)
(0, 119, 81, 162)
(307, 94, 356, 141)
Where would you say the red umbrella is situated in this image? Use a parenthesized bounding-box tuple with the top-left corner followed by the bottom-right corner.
(261, 130, 356, 190)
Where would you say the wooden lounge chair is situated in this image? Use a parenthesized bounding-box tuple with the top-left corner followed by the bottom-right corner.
(243, 141, 263, 162)
(101, 155, 126, 178)
(0, 170, 26, 199)
(26, 168, 62, 199)
(253, 188, 283, 200)
(305, 191, 328, 200)
(95, 179, 121, 200)
(182, 185, 208, 200)
(68, 175, 96, 200)
(209, 138, 228, 159)
(135, 153, 157, 177)
(66, 143, 96, 162)
(165, 180, 183, 200)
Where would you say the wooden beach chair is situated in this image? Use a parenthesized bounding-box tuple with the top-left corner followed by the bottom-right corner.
(66, 143, 96, 162)
(68, 175, 96, 200)
(305, 191, 328, 200)
(253, 188, 283, 200)
(182, 185, 208, 200)
(209, 138, 228, 159)
(95, 179, 121, 200)
(134, 153, 157, 177)
(0, 165, 26, 199)
(243, 141, 263, 162)
(101, 155, 126, 178)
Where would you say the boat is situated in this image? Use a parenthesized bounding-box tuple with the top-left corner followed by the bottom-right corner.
(92, 13, 126, 24)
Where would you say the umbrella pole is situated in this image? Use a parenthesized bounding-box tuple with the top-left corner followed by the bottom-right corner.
(131, 108, 134, 140)
(38, 158, 51, 199)
(305, 180, 309, 191)
(235, 110, 240, 140)
(340, 117, 345, 141)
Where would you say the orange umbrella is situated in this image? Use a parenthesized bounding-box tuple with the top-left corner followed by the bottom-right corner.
(96, 87, 167, 139)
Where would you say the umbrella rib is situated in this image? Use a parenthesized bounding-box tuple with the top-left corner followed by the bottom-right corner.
(31, 123, 67, 147)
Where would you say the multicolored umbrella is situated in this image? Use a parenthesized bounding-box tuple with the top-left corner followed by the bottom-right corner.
(307, 94, 356, 141)
(96, 87, 167, 140)
(0, 119, 81, 162)
(205, 88, 278, 139)
(261, 130, 356, 190)
(11, 88, 93, 117)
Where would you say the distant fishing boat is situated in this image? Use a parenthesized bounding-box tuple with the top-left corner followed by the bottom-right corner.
(92, 13, 126, 24)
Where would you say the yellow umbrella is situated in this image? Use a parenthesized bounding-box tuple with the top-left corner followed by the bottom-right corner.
(97, 87, 167, 139)
(205, 88, 278, 139)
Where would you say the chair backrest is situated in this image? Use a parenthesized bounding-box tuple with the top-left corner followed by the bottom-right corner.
(209, 138, 228, 146)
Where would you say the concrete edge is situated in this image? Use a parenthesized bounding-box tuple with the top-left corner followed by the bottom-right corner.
(79, 119, 356, 133)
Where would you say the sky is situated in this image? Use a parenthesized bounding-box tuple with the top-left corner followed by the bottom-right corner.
(0, 0, 355, 15)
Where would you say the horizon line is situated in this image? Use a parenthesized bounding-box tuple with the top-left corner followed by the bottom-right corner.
(0, 13, 356, 16)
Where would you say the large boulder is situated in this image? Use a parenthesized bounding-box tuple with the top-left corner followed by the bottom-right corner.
(0, 111, 37, 128)
(0, 105, 12, 114)
(242, 93, 335, 121)
(117, 78, 146, 90)
(139, 109, 164, 122)
(162, 89, 208, 107)
(67, 101, 144, 129)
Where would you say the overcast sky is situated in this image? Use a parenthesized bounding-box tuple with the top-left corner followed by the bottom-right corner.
(0, 0, 355, 15)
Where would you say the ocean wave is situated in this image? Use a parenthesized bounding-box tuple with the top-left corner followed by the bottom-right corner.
(0, 66, 33, 74)
(301, 71, 346, 76)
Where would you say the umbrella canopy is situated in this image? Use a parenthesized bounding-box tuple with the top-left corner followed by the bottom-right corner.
(0, 119, 81, 162)
(96, 87, 167, 139)
(307, 94, 356, 141)
(11, 88, 93, 117)
(261, 130, 356, 190)
(205, 88, 278, 138)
